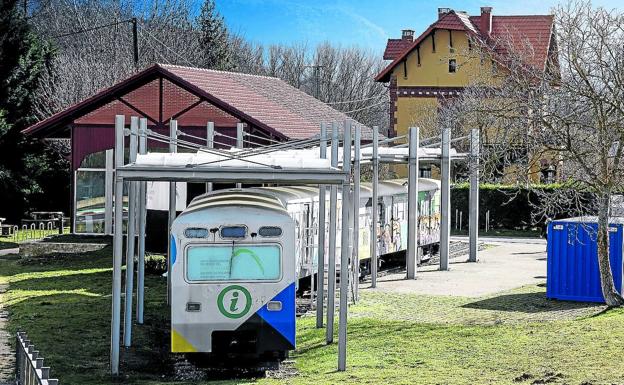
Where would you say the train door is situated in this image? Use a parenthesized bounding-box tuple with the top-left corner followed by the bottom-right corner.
(302, 203, 312, 271)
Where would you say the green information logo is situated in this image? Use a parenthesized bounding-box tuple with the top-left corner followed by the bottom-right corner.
(217, 285, 252, 319)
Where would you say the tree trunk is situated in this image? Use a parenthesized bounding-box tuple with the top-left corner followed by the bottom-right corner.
(596, 193, 624, 307)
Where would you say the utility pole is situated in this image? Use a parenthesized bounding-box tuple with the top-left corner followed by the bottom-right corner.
(132, 18, 139, 70)
(305, 65, 323, 100)
(314, 65, 320, 99)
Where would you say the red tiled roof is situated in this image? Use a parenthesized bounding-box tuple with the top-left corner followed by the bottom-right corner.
(471, 15, 555, 72)
(161, 64, 372, 139)
(24, 64, 372, 140)
(383, 39, 413, 60)
(376, 10, 555, 82)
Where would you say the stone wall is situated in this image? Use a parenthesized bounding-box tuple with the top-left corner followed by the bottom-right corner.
(20, 241, 106, 258)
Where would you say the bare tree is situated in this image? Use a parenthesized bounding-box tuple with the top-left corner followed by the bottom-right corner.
(30, 1, 388, 130)
(30, 0, 204, 118)
(437, 1, 624, 306)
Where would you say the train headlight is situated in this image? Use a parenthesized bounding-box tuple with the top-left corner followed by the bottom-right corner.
(258, 226, 282, 237)
(267, 301, 282, 311)
(220, 225, 247, 239)
(186, 302, 201, 312)
(184, 228, 209, 238)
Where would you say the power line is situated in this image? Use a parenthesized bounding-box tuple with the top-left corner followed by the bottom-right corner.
(325, 95, 386, 105)
(52, 18, 133, 39)
(138, 23, 197, 68)
(342, 99, 387, 114)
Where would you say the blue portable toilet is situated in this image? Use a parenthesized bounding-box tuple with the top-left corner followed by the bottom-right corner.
(547, 217, 623, 303)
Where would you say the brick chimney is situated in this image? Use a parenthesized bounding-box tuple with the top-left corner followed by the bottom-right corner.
(401, 29, 414, 42)
(480, 7, 492, 35)
(438, 8, 452, 19)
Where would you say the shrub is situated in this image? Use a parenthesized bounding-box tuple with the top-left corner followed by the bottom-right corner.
(145, 254, 167, 275)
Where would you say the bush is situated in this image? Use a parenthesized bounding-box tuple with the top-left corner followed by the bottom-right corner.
(145, 254, 167, 275)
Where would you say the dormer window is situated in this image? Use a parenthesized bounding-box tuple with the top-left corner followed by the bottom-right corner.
(449, 59, 457, 73)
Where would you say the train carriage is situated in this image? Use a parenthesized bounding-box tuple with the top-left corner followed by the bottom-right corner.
(169, 178, 440, 364)
(170, 192, 297, 364)
(244, 178, 442, 280)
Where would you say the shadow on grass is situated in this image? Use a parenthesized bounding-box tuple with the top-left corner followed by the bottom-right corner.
(461, 292, 601, 313)
(1, 247, 174, 384)
(0, 241, 18, 250)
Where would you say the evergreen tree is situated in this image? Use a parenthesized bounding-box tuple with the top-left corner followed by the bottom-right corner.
(198, 0, 232, 70)
(0, 0, 62, 222)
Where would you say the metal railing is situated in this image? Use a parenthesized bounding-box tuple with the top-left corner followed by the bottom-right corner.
(15, 331, 59, 385)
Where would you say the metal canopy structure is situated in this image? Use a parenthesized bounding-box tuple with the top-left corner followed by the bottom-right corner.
(108, 114, 480, 377)
(110, 115, 356, 376)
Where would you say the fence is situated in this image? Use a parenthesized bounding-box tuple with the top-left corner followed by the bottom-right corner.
(15, 331, 58, 385)
(11, 223, 61, 243)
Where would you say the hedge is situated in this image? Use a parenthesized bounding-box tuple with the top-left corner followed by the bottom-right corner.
(450, 184, 590, 230)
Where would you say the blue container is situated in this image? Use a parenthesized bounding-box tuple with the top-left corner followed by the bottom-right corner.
(547, 218, 623, 303)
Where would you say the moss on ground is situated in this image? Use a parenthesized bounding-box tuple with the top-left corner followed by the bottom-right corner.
(0, 246, 622, 385)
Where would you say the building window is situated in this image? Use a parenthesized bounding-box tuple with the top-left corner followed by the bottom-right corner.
(449, 59, 457, 73)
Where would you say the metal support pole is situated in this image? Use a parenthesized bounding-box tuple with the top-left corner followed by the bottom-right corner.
(326, 122, 339, 344)
(440, 126, 451, 271)
(468, 128, 480, 262)
(136, 118, 148, 324)
(111, 115, 125, 375)
(104, 150, 114, 235)
(316, 123, 327, 328)
(123, 117, 139, 347)
(236, 122, 243, 189)
(352, 125, 361, 301)
(206, 121, 214, 193)
(338, 121, 352, 371)
(406, 127, 419, 279)
(371, 126, 379, 288)
(167, 120, 178, 304)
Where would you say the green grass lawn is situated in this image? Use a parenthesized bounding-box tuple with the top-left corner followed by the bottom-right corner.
(1, 244, 623, 385)
(0, 227, 70, 248)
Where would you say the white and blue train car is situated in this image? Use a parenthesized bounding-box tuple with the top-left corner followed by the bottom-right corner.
(170, 190, 296, 363)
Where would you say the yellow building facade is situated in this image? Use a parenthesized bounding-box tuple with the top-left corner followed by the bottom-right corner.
(376, 7, 557, 181)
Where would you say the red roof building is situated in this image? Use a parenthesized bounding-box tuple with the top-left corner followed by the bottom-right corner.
(25, 64, 369, 234)
(26, 63, 370, 170)
(377, 7, 555, 82)
(375, 7, 557, 138)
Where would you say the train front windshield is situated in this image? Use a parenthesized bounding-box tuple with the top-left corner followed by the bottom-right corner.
(186, 244, 281, 282)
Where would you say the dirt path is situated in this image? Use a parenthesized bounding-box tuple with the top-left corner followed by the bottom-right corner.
(0, 283, 13, 384)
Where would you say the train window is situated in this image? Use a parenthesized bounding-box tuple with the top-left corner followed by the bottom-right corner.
(184, 228, 209, 238)
(220, 226, 247, 239)
(186, 244, 281, 281)
(258, 226, 282, 237)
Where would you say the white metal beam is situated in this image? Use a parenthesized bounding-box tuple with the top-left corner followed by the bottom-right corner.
(123, 117, 139, 347)
(136, 118, 148, 324)
(468, 128, 480, 262)
(406, 127, 419, 279)
(316, 123, 327, 328)
(440, 126, 451, 271)
(338, 121, 352, 371)
(326, 122, 339, 344)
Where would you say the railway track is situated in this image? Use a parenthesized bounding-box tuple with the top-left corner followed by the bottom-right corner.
(296, 241, 483, 315)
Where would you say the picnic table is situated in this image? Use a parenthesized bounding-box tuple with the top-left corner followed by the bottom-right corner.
(0, 217, 15, 237)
